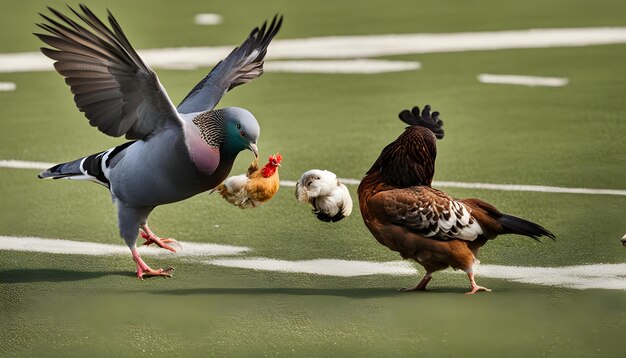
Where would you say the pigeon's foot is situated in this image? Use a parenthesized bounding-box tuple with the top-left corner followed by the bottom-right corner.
(131, 248, 174, 280)
(140, 224, 181, 252)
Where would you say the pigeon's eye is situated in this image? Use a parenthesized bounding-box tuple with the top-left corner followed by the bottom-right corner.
(240, 131, 245, 137)
(236, 123, 241, 129)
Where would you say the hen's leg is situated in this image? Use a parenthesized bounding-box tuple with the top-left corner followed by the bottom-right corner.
(131, 248, 174, 280)
(465, 270, 491, 294)
(399, 272, 432, 292)
(140, 224, 179, 252)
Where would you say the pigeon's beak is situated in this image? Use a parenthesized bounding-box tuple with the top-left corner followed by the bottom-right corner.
(249, 142, 258, 158)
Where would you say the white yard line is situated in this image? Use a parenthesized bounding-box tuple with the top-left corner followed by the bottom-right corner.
(0, 82, 16, 91)
(0, 236, 250, 257)
(205, 257, 417, 277)
(0, 159, 55, 170)
(194, 13, 223, 26)
(282, 179, 626, 196)
(3, 27, 626, 72)
(264, 59, 421, 74)
(1, 236, 623, 290)
(474, 263, 626, 290)
(478, 74, 569, 87)
(429, 181, 626, 196)
(204, 258, 626, 291)
(2, 159, 626, 196)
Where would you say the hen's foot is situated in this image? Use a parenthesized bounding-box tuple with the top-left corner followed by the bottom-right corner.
(399, 286, 429, 292)
(466, 285, 491, 295)
(399, 274, 432, 292)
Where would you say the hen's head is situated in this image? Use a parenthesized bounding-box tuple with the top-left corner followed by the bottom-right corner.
(262, 153, 282, 177)
(398, 105, 444, 139)
(268, 153, 282, 167)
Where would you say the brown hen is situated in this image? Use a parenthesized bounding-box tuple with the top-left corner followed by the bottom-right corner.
(358, 105, 555, 294)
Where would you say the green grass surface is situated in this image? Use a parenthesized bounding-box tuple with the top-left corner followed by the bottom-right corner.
(1, 0, 626, 356)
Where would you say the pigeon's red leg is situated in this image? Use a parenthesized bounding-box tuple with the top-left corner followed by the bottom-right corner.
(466, 271, 491, 294)
(140, 224, 178, 252)
(131, 249, 173, 280)
(399, 272, 432, 292)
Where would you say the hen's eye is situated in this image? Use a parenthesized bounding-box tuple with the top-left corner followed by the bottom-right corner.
(240, 131, 245, 137)
(236, 123, 241, 129)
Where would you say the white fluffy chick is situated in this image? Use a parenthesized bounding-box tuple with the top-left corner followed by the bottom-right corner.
(295, 169, 353, 222)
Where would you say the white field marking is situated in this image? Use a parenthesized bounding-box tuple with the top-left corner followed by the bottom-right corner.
(205, 258, 417, 277)
(0, 159, 55, 170)
(0, 82, 16, 91)
(2, 159, 626, 197)
(264, 59, 421, 74)
(3, 27, 626, 72)
(1, 236, 624, 290)
(0, 236, 250, 257)
(280, 179, 626, 196)
(430, 180, 626, 196)
(473, 263, 626, 291)
(194, 13, 223, 26)
(204, 258, 626, 291)
(478, 74, 569, 87)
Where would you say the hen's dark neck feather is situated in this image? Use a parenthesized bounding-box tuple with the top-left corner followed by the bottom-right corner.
(365, 126, 437, 188)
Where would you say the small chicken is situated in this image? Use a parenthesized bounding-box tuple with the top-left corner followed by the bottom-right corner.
(621, 233, 626, 246)
(295, 169, 353, 222)
(215, 153, 282, 208)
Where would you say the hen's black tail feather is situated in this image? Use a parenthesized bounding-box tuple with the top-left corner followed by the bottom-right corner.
(499, 214, 556, 242)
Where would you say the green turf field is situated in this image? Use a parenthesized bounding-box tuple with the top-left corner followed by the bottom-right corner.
(1, 0, 625, 356)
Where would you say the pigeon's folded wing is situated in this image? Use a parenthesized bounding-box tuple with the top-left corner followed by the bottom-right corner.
(36, 5, 183, 140)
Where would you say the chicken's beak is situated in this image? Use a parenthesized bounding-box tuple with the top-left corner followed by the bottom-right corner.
(249, 143, 258, 158)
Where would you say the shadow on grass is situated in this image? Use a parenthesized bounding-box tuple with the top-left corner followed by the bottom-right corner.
(147, 286, 472, 298)
(0, 269, 132, 283)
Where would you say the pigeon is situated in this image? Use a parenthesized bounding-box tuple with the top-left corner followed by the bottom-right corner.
(35, 4, 283, 279)
(295, 169, 353, 222)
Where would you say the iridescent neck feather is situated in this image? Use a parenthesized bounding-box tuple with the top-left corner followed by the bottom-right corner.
(192, 110, 226, 147)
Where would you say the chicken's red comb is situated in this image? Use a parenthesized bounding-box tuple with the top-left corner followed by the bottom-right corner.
(268, 153, 282, 164)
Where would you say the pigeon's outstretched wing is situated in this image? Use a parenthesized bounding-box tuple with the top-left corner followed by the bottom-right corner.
(35, 5, 182, 140)
(177, 15, 283, 114)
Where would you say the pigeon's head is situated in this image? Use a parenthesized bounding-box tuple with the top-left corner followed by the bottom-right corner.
(223, 107, 260, 157)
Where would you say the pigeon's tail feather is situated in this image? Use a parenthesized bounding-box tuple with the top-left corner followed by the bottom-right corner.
(37, 141, 136, 188)
(38, 159, 85, 179)
(38, 154, 110, 187)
